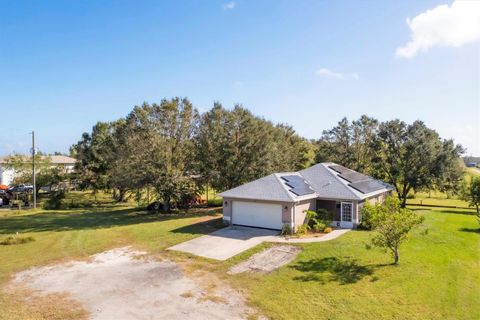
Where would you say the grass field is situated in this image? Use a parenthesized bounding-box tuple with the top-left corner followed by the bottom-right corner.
(0, 192, 479, 319)
(226, 207, 479, 319)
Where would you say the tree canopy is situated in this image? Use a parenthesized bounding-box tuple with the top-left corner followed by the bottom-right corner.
(71, 102, 464, 210)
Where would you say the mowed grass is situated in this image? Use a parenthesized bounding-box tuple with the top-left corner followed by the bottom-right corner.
(0, 194, 224, 319)
(0, 191, 479, 319)
(0, 193, 223, 285)
(227, 208, 480, 320)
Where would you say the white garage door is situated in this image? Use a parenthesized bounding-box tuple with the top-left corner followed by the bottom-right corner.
(232, 201, 283, 230)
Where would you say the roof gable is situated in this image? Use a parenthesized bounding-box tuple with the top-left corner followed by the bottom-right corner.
(219, 174, 296, 202)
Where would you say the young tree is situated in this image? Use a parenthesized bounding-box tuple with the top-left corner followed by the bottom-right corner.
(362, 197, 424, 265)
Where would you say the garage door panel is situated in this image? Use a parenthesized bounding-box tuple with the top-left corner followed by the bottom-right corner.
(232, 201, 283, 230)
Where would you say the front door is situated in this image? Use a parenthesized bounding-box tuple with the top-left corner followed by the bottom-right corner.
(340, 202, 354, 228)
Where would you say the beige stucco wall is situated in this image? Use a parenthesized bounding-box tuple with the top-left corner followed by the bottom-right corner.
(293, 199, 316, 231)
(222, 191, 391, 230)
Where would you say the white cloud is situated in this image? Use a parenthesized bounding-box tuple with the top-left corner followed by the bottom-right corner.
(315, 68, 359, 80)
(222, 1, 236, 10)
(396, 0, 480, 58)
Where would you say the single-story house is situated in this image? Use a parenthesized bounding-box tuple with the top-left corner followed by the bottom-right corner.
(219, 162, 393, 230)
(0, 155, 76, 186)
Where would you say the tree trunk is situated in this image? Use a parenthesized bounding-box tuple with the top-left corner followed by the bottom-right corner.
(400, 195, 407, 208)
(163, 196, 170, 212)
(393, 248, 399, 265)
(117, 189, 126, 202)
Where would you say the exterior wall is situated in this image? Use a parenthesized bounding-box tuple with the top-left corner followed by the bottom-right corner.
(222, 197, 294, 226)
(357, 200, 365, 223)
(357, 191, 391, 225)
(367, 193, 386, 205)
(222, 192, 391, 230)
(293, 199, 316, 231)
(0, 167, 15, 186)
(0, 163, 75, 186)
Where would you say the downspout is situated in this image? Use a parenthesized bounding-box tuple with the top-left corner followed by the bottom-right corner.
(292, 202, 296, 232)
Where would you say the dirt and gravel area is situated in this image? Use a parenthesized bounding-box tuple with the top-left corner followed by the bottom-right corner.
(12, 247, 259, 320)
(228, 245, 301, 275)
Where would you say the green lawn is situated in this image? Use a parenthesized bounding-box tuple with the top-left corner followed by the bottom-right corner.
(226, 208, 480, 319)
(0, 192, 479, 319)
(0, 203, 223, 285)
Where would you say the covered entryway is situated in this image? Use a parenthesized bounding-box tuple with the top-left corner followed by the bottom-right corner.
(232, 201, 283, 230)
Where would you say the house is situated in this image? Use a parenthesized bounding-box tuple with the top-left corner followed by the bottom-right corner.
(219, 163, 393, 230)
(466, 162, 477, 168)
(0, 155, 76, 186)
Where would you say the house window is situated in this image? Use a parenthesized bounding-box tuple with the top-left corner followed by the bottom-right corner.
(341, 202, 352, 222)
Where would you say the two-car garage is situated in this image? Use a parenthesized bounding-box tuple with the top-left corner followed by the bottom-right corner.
(231, 201, 283, 230)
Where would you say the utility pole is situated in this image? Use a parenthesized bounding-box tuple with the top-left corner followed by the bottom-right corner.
(31, 131, 36, 209)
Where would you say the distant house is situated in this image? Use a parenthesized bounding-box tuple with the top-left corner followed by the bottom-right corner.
(0, 155, 76, 186)
(219, 163, 393, 230)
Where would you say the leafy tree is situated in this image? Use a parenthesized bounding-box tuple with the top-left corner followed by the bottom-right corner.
(432, 140, 465, 197)
(371, 120, 463, 207)
(195, 103, 315, 192)
(461, 177, 480, 218)
(71, 122, 115, 194)
(318, 117, 353, 166)
(316, 115, 378, 172)
(362, 197, 424, 265)
(124, 98, 199, 210)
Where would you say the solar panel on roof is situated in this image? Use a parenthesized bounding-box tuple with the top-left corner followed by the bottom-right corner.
(328, 165, 349, 174)
(291, 188, 315, 196)
(281, 175, 303, 183)
(349, 180, 386, 194)
(280, 174, 315, 197)
(339, 171, 369, 183)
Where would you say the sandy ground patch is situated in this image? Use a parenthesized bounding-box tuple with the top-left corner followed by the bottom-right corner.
(13, 247, 257, 320)
(228, 245, 301, 275)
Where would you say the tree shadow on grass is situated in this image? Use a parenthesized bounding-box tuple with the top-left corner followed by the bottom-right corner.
(410, 207, 476, 215)
(291, 257, 389, 285)
(0, 207, 222, 234)
(459, 227, 480, 233)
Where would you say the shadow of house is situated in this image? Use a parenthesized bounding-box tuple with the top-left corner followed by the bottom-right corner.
(291, 257, 388, 285)
(0, 208, 222, 234)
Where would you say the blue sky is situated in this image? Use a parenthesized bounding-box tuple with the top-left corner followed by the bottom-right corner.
(0, 0, 479, 155)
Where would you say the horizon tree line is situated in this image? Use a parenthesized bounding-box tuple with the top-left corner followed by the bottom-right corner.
(61, 97, 465, 209)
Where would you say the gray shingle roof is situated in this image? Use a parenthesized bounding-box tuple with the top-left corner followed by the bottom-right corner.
(299, 163, 361, 200)
(219, 174, 295, 202)
(220, 163, 393, 202)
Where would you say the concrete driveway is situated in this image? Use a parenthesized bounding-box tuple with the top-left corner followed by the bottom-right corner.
(168, 226, 279, 260)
